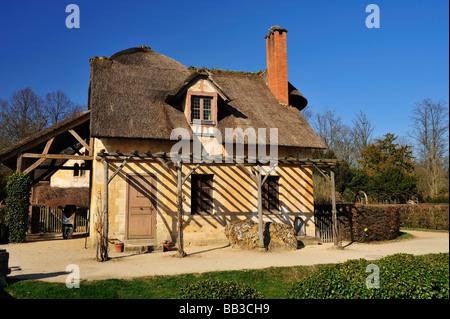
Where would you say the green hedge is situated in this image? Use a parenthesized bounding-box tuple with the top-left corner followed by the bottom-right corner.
(178, 279, 264, 299)
(399, 204, 449, 230)
(286, 253, 449, 299)
(4, 173, 32, 243)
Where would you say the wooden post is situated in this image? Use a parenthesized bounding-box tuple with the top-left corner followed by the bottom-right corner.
(330, 170, 339, 247)
(176, 161, 186, 257)
(16, 154, 23, 173)
(257, 166, 264, 248)
(102, 159, 109, 261)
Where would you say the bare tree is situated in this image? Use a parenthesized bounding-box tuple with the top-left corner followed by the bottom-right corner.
(351, 110, 375, 154)
(300, 104, 313, 122)
(410, 98, 449, 197)
(313, 109, 342, 151)
(45, 90, 75, 126)
(0, 87, 47, 146)
(312, 109, 355, 164)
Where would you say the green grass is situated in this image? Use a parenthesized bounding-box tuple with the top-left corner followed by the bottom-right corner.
(2, 253, 448, 299)
(2, 265, 318, 299)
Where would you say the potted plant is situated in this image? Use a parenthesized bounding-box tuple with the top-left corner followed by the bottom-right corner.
(162, 240, 172, 252)
(114, 241, 124, 253)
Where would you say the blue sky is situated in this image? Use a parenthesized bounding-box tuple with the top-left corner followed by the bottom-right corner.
(0, 0, 448, 140)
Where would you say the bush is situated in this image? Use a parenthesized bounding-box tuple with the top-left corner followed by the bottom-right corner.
(178, 279, 264, 299)
(286, 253, 449, 299)
(350, 204, 401, 242)
(399, 204, 449, 230)
(316, 204, 401, 242)
(5, 173, 32, 243)
(424, 196, 449, 204)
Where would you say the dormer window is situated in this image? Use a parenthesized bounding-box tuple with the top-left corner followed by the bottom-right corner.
(191, 96, 213, 123)
(184, 79, 218, 126)
(168, 75, 229, 128)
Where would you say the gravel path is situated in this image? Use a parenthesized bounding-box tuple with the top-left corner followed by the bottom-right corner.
(1, 230, 448, 283)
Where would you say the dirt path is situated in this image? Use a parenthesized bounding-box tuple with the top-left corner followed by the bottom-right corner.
(1, 230, 448, 283)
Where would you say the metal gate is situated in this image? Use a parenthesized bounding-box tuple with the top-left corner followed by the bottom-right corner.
(314, 209, 345, 243)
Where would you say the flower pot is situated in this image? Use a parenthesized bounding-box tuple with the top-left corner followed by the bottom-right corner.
(162, 243, 171, 252)
(115, 243, 124, 253)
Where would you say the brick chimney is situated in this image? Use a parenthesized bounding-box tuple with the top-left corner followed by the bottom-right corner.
(265, 26, 289, 105)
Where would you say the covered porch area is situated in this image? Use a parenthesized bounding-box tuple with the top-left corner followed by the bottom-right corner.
(95, 150, 340, 261)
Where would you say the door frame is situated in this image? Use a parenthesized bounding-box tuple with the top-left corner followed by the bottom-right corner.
(125, 173, 157, 240)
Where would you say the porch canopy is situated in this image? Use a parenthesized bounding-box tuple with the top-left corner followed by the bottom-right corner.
(0, 110, 93, 184)
(96, 150, 340, 260)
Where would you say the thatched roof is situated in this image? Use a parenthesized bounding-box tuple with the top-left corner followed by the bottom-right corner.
(89, 46, 326, 149)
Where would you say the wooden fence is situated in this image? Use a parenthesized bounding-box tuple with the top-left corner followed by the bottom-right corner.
(31, 206, 88, 234)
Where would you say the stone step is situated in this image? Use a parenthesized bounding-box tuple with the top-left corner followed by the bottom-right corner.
(123, 243, 164, 253)
(296, 236, 321, 248)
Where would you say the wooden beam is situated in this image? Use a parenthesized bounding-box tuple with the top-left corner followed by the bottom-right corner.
(108, 157, 130, 185)
(156, 157, 177, 182)
(22, 158, 47, 175)
(68, 129, 91, 153)
(37, 165, 91, 170)
(330, 170, 340, 247)
(237, 163, 258, 183)
(261, 163, 279, 185)
(182, 163, 201, 185)
(256, 166, 264, 249)
(176, 162, 186, 257)
(311, 163, 331, 181)
(16, 154, 23, 173)
(89, 137, 94, 156)
(22, 153, 93, 161)
(42, 137, 55, 155)
(101, 160, 110, 261)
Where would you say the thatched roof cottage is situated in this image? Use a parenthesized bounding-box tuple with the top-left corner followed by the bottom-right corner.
(0, 26, 337, 258)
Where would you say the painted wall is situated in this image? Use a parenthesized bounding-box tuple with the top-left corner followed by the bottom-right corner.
(88, 137, 314, 246)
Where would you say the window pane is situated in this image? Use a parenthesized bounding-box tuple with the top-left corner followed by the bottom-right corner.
(203, 109, 211, 120)
(203, 99, 211, 120)
(203, 99, 211, 109)
(192, 97, 200, 120)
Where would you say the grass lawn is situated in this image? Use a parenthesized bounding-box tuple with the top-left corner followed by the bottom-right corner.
(2, 264, 318, 299)
(2, 252, 448, 299)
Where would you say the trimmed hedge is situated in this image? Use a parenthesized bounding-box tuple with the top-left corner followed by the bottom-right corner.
(348, 204, 401, 242)
(316, 204, 402, 242)
(317, 203, 449, 243)
(399, 204, 449, 230)
(286, 253, 449, 299)
(178, 279, 264, 299)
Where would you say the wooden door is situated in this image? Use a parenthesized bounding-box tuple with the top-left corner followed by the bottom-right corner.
(127, 174, 157, 239)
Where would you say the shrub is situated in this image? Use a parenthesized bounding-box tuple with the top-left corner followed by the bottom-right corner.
(5, 173, 32, 243)
(399, 204, 449, 230)
(178, 279, 264, 299)
(350, 204, 401, 242)
(316, 204, 402, 242)
(286, 253, 449, 299)
(424, 196, 449, 204)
